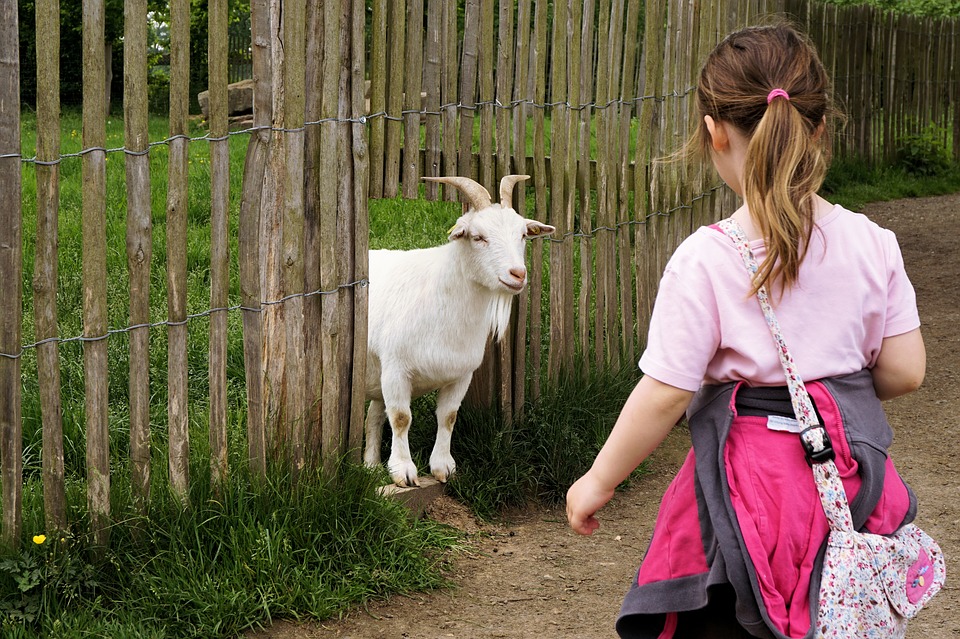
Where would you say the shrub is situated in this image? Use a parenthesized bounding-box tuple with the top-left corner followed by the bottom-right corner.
(896, 124, 953, 177)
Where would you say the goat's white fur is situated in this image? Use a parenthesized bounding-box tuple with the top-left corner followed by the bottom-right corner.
(364, 175, 555, 486)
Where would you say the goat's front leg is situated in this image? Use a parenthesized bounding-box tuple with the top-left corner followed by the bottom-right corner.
(382, 374, 419, 487)
(430, 374, 473, 483)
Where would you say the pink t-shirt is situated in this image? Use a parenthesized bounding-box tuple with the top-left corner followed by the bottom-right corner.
(638, 205, 920, 392)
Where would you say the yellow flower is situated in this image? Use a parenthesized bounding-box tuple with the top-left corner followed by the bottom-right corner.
(33, 534, 46, 545)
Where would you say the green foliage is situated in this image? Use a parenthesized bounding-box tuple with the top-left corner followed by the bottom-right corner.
(819, 0, 960, 17)
(895, 123, 954, 177)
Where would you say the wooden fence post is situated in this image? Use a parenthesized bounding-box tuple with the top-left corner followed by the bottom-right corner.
(124, 0, 153, 510)
(240, 0, 270, 480)
(167, 0, 191, 500)
(81, 0, 110, 548)
(0, 0, 22, 548)
(35, 0, 66, 532)
(208, 0, 230, 488)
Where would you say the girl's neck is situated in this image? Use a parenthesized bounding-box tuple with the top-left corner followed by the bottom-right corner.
(731, 195, 834, 242)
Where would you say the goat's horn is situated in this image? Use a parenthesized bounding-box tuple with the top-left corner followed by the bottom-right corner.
(499, 174, 531, 210)
(423, 176, 492, 212)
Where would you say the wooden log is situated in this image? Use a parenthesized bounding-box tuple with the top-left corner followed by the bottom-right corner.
(35, 0, 66, 531)
(478, 0, 495, 193)
(458, 0, 481, 184)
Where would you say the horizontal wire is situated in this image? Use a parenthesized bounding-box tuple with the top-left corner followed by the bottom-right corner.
(11, 91, 697, 165)
(1, 279, 368, 361)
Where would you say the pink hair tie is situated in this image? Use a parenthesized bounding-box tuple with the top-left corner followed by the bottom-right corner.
(767, 88, 790, 104)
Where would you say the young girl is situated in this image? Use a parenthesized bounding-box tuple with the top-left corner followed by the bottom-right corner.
(566, 24, 926, 639)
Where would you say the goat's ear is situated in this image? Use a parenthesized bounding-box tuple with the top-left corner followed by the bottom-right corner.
(524, 220, 556, 238)
(447, 221, 468, 241)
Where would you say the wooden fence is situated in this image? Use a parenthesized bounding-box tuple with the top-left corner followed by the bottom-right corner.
(1, 0, 958, 548)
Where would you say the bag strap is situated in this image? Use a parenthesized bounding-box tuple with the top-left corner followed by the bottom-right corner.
(716, 218, 855, 533)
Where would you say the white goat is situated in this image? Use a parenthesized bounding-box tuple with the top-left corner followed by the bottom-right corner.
(364, 175, 555, 487)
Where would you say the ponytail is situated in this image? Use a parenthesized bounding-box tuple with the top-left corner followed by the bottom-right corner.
(744, 93, 829, 297)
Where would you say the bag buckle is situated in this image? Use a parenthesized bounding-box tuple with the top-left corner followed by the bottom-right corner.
(800, 425, 835, 465)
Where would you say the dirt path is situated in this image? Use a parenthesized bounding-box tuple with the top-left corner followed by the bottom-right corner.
(253, 193, 960, 639)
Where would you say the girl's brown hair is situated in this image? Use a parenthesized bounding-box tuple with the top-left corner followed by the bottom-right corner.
(695, 24, 836, 296)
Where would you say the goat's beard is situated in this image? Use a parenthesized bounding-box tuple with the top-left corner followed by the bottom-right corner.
(489, 294, 514, 343)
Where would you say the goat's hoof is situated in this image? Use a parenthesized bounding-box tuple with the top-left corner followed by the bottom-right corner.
(430, 458, 456, 483)
(389, 460, 420, 487)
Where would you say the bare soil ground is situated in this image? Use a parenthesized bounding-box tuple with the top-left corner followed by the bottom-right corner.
(251, 193, 960, 639)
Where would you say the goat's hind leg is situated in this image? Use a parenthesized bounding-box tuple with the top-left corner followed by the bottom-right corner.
(430, 375, 472, 483)
(363, 399, 387, 468)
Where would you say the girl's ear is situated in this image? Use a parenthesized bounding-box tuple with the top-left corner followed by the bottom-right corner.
(704, 115, 729, 152)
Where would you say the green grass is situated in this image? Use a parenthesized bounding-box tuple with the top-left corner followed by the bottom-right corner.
(4, 463, 462, 638)
(822, 156, 960, 211)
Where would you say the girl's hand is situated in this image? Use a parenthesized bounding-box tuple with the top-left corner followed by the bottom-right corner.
(566, 472, 615, 536)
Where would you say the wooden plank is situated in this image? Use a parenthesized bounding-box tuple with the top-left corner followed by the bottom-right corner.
(402, 0, 424, 198)
(368, 0, 387, 197)
(167, 0, 191, 499)
(240, 0, 270, 479)
(82, 0, 110, 546)
(124, 0, 153, 507)
(283, 0, 307, 479)
(383, 0, 405, 197)
(35, 0, 66, 531)
(0, 0, 23, 547)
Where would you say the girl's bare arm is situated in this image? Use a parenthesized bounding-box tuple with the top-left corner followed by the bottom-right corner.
(871, 328, 926, 400)
(566, 375, 694, 535)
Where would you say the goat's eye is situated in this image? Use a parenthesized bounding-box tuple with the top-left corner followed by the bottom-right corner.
(472, 234, 487, 244)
